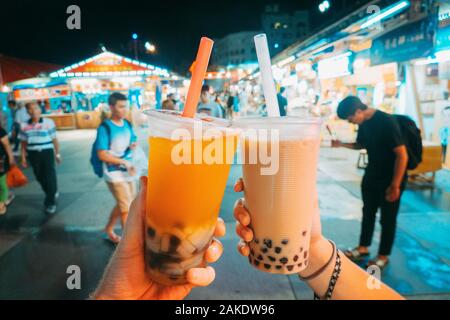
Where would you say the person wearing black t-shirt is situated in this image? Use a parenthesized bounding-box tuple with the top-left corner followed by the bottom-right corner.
(331, 96, 409, 270)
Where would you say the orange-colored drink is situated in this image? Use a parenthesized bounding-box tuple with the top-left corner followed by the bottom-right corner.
(144, 110, 237, 285)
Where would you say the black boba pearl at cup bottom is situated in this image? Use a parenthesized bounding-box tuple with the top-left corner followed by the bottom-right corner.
(169, 235, 181, 253)
(263, 239, 273, 248)
(254, 260, 260, 267)
(302, 230, 307, 236)
(275, 247, 282, 254)
(281, 239, 289, 245)
(264, 264, 271, 270)
(261, 247, 268, 254)
(287, 265, 294, 272)
(279, 257, 288, 265)
(304, 251, 308, 259)
(254, 239, 260, 244)
(147, 227, 156, 239)
(293, 255, 299, 262)
(299, 247, 303, 253)
(275, 265, 282, 270)
(268, 256, 276, 262)
(257, 254, 264, 261)
(297, 263, 302, 268)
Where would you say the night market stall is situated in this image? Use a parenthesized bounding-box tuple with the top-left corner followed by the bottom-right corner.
(9, 51, 182, 129)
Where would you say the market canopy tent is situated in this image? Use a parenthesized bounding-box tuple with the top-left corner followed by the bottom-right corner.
(49, 51, 171, 78)
(0, 54, 61, 86)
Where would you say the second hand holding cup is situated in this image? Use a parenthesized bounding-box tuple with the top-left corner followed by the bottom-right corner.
(235, 34, 321, 275)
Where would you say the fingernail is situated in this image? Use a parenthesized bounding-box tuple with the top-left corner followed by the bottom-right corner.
(190, 269, 201, 281)
(210, 243, 220, 255)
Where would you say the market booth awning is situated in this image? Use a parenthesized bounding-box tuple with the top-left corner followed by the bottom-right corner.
(49, 51, 171, 78)
(0, 54, 61, 85)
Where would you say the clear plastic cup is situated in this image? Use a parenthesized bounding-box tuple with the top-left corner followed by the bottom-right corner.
(144, 110, 238, 285)
(234, 117, 322, 274)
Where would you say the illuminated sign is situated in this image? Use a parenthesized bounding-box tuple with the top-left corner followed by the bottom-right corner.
(50, 51, 170, 78)
(371, 17, 436, 66)
(318, 52, 353, 79)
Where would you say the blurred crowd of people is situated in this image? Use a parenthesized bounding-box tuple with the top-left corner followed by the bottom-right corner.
(160, 84, 289, 119)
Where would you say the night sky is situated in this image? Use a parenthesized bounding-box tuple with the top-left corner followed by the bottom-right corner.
(1, 0, 373, 73)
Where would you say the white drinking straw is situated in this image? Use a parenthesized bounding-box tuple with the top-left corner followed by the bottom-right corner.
(254, 33, 280, 117)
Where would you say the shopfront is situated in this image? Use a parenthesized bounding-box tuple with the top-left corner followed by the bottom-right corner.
(269, 0, 447, 177)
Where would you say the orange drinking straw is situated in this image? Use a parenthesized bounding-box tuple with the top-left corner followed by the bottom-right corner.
(182, 37, 214, 118)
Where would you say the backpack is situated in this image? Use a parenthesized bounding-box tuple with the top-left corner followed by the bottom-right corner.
(394, 115, 423, 170)
(90, 119, 133, 178)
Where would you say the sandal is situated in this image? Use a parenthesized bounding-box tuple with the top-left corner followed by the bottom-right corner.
(367, 257, 389, 271)
(344, 247, 370, 261)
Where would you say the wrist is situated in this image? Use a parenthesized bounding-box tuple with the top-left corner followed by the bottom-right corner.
(298, 236, 332, 278)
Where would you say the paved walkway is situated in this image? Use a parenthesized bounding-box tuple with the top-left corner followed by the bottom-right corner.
(0, 128, 449, 300)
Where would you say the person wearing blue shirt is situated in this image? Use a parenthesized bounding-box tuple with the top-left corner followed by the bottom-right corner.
(96, 93, 138, 244)
(197, 85, 223, 118)
(440, 106, 450, 164)
(277, 87, 288, 117)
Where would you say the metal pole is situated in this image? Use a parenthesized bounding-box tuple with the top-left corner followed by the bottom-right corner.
(134, 40, 139, 60)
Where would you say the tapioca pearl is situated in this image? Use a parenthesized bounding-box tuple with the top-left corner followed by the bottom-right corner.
(297, 262, 302, 267)
(299, 247, 303, 253)
(293, 255, 299, 262)
(261, 247, 268, 254)
(257, 255, 264, 261)
(264, 264, 271, 270)
(275, 247, 282, 254)
(281, 239, 289, 245)
(254, 239, 260, 244)
(304, 259, 309, 266)
(279, 257, 288, 265)
(302, 230, 307, 237)
(254, 260, 260, 267)
(263, 239, 272, 248)
(287, 265, 294, 272)
(304, 251, 308, 259)
(147, 227, 156, 239)
(169, 235, 181, 253)
(275, 265, 282, 270)
(268, 256, 276, 262)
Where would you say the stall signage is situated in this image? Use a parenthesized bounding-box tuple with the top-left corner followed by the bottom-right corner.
(371, 17, 436, 66)
(437, 24, 450, 51)
(71, 55, 149, 73)
(13, 85, 70, 101)
(317, 52, 353, 79)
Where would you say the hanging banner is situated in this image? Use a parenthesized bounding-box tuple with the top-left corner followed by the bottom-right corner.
(371, 17, 437, 66)
(437, 24, 450, 52)
(13, 85, 70, 101)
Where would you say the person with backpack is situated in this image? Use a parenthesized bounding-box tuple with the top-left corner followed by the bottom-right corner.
(91, 92, 138, 244)
(331, 96, 415, 270)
